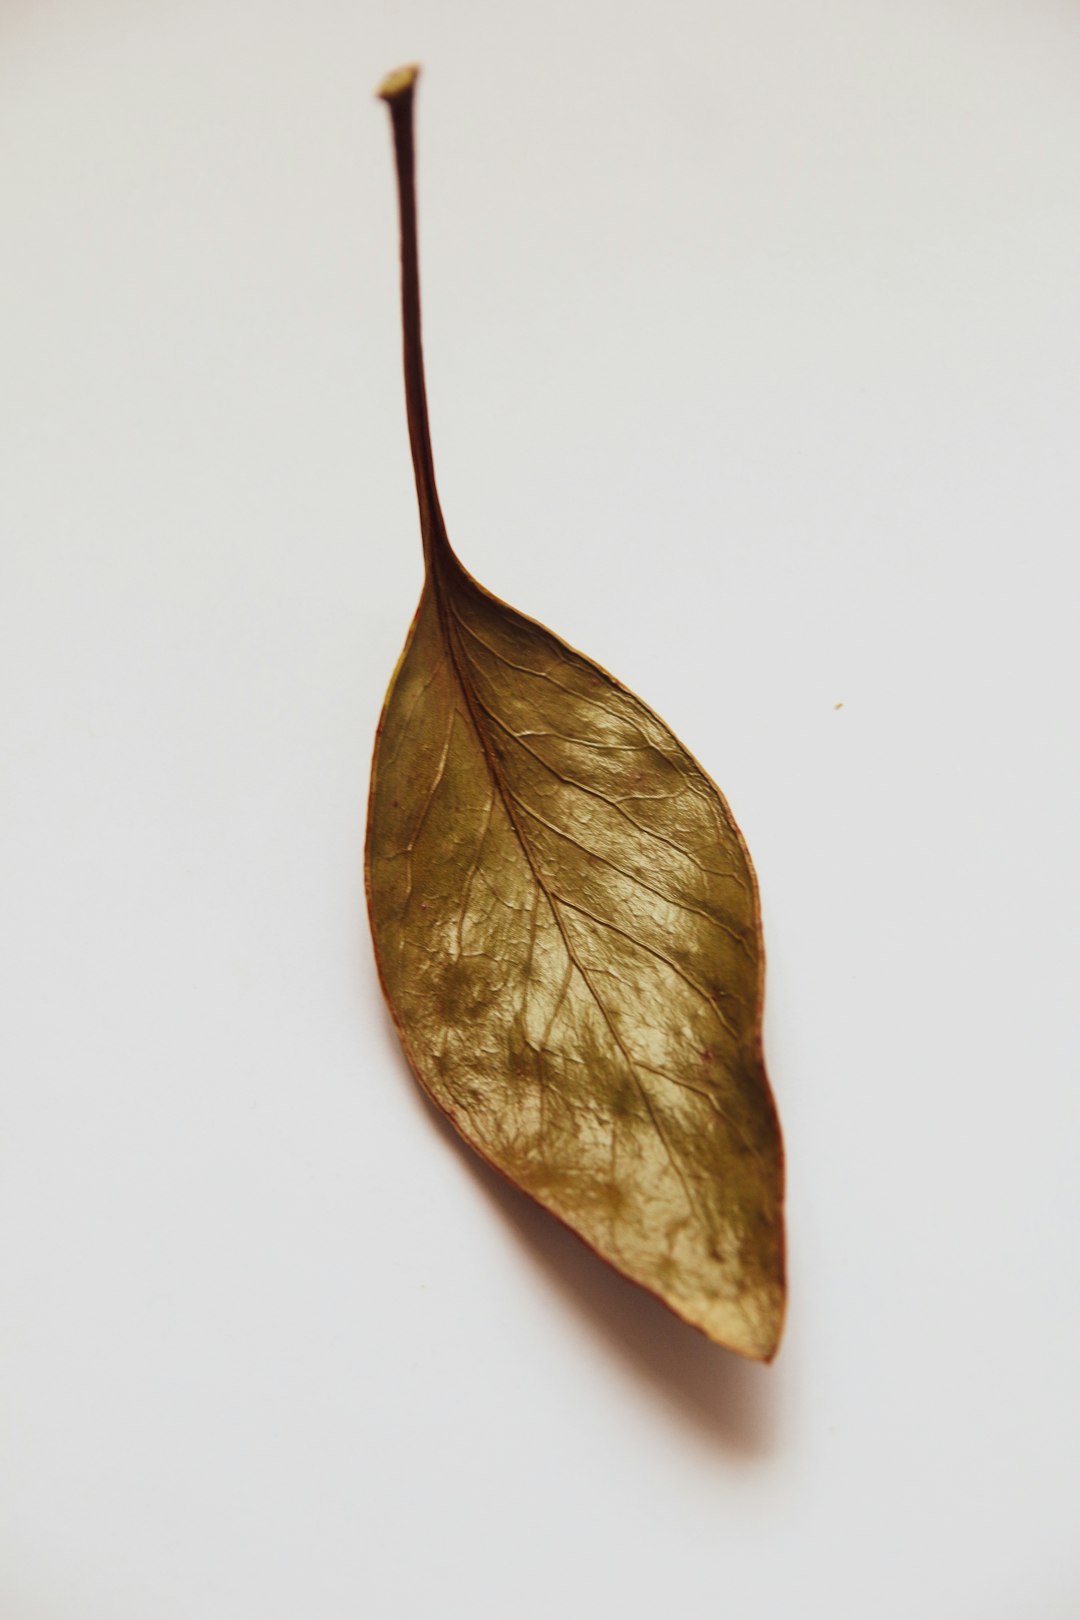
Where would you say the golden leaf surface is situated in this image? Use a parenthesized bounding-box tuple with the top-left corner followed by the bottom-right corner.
(367, 68, 785, 1361)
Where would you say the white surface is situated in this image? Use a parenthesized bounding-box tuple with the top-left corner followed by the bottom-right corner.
(2, 3, 1079, 1616)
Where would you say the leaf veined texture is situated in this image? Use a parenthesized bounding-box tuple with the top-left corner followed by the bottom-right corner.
(366, 66, 785, 1361)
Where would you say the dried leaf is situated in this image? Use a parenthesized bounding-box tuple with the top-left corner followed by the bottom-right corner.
(367, 66, 785, 1361)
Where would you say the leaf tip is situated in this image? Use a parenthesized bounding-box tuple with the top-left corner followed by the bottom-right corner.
(707, 1291, 786, 1364)
(683, 1248, 785, 1362)
(377, 63, 421, 103)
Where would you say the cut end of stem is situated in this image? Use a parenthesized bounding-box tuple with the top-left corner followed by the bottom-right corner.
(377, 63, 421, 103)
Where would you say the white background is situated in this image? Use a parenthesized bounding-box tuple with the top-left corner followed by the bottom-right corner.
(3, 2, 1079, 1616)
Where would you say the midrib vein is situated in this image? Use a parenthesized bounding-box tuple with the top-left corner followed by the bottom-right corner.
(429, 565, 702, 1226)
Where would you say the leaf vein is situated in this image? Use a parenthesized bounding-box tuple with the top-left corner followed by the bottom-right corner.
(551, 890, 740, 1038)
(452, 605, 656, 745)
(467, 685, 740, 883)
(509, 787, 752, 955)
(435, 587, 703, 1224)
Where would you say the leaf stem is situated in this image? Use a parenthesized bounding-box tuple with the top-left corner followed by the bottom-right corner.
(379, 65, 451, 575)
